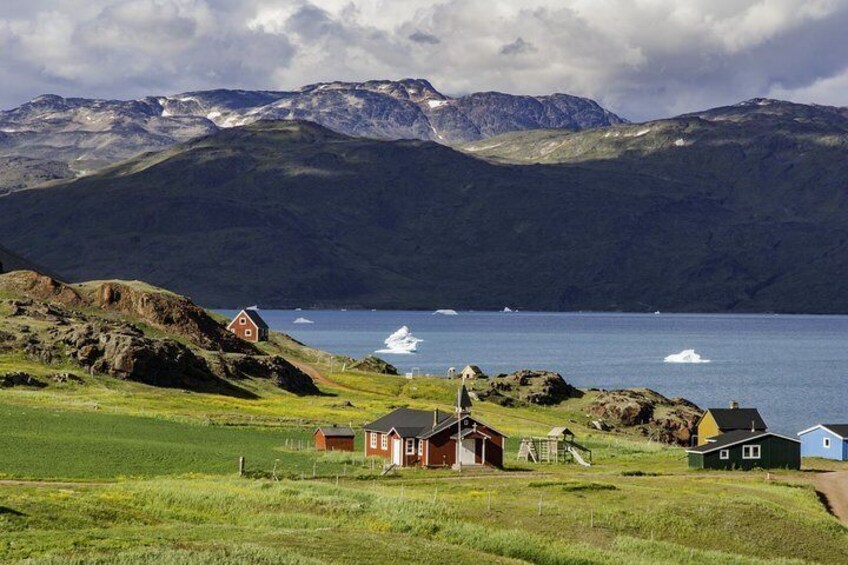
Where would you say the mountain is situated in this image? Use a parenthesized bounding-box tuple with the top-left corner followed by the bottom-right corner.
(0, 97, 847, 313)
(0, 155, 74, 196)
(0, 242, 63, 279)
(0, 79, 625, 191)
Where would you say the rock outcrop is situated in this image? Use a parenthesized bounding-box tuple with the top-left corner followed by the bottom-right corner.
(348, 355, 398, 375)
(229, 355, 319, 395)
(586, 388, 702, 446)
(475, 370, 577, 406)
(90, 281, 255, 354)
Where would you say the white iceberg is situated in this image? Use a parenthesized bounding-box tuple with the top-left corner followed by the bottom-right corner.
(433, 309, 458, 316)
(502, 307, 514, 313)
(293, 317, 314, 324)
(664, 349, 710, 364)
(376, 326, 422, 355)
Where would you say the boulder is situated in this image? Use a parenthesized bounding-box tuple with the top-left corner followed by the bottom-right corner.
(476, 370, 577, 406)
(586, 388, 702, 446)
(0, 372, 46, 388)
(348, 355, 398, 375)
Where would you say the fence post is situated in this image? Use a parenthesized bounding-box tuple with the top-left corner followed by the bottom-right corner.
(537, 494, 542, 516)
(238, 456, 245, 477)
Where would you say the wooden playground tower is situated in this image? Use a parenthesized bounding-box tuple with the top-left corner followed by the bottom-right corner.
(517, 427, 592, 466)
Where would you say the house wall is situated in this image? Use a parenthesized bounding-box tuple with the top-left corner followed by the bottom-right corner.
(364, 430, 390, 459)
(316, 436, 354, 452)
(228, 314, 259, 343)
(697, 412, 720, 446)
(700, 436, 800, 470)
(425, 421, 504, 469)
(800, 428, 846, 461)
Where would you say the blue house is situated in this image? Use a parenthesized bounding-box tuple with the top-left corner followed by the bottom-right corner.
(797, 424, 848, 461)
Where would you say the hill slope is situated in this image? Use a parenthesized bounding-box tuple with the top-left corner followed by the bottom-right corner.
(1, 107, 847, 313)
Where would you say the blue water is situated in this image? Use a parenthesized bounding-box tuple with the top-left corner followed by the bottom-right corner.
(219, 310, 848, 435)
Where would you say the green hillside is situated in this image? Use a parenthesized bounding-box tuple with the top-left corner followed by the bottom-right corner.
(1, 103, 848, 312)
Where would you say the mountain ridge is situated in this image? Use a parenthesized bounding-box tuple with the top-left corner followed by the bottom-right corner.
(1, 101, 847, 313)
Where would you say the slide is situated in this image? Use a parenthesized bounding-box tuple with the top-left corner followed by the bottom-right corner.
(568, 446, 591, 467)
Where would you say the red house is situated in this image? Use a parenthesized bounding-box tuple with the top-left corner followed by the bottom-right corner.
(314, 426, 355, 451)
(363, 385, 506, 469)
(227, 309, 269, 343)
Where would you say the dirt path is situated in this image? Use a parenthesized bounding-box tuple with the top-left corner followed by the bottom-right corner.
(814, 471, 848, 524)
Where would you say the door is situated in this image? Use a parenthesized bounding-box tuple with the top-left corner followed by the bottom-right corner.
(392, 438, 403, 466)
(461, 438, 477, 465)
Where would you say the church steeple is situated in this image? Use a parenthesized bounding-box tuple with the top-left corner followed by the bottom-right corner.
(456, 382, 472, 416)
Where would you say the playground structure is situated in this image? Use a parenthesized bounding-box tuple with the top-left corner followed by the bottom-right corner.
(516, 427, 593, 467)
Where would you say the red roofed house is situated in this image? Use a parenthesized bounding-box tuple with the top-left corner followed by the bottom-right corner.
(363, 384, 506, 469)
(227, 308, 269, 343)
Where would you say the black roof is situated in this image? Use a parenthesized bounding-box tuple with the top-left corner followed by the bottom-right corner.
(821, 425, 848, 438)
(240, 309, 269, 330)
(363, 407, 452, 436)
(315, 426, 355, 437)
(705, 408, 767, 431)
(687, 430, 799, 454)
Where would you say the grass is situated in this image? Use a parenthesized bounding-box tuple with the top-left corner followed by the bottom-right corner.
(1, 319, 847, 563)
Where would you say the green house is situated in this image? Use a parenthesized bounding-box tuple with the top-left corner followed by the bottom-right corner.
(686, 430, 800, 470)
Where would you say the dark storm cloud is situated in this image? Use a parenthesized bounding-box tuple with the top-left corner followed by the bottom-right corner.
(1, 1, 847, 121)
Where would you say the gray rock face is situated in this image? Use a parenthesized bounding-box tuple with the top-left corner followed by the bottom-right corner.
(0, 80, 624, 189)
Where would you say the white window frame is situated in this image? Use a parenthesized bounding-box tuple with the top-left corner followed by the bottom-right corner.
(824, 437, 832, 449)
(240, 318, 246, 325)
(380, 434, 387, 450)
(405, 438, 415, 455)
(369, 432, 377, 449)
(418, 439, 424, 456)
(245, 329, 252, 337)
(719, 449, 729, 460)
(742, 445, 761, 460)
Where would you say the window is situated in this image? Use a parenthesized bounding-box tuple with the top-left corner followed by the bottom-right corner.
(418, 439, 424, 456)
(406, 438, 415, 454)
(245, 329, 252, 337)
(824, 437, 832, 449)
(742, 445, 761, 459)
(370, 432, 377, 449)
(381, 434, 387, 450)
(240, 318, 246, 325)
(719, 449, 729, 460)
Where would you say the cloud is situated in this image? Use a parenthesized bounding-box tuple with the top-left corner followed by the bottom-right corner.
(500, 37, 536, 56)
(0, 0, 847, 120)
(408, 31, 440, 45)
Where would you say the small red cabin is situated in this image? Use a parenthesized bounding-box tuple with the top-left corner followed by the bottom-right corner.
(314, 426, 356, 451)
(227, 309, 269, 343)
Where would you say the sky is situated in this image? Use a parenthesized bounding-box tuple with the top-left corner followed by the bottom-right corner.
(0, 0, 847, 121)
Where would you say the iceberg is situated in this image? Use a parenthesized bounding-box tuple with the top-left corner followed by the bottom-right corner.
(376, 326, 422, 355)
(293, 317, 314, 324)
(502, 307, 514, 313)
(433, 309, 458, 316)
(664, 349, 710, 364)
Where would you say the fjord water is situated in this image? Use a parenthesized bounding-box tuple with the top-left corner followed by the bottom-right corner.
(223, 310, 848, 435)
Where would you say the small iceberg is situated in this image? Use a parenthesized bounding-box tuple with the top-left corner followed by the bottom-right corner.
(433, 309, 458, 316)
(376, 326, 422, 355)
(293, 317, 314, 324)
(664, 349, 710, 364)
(502, 307, 514, 313)
(246, 305, 259, 310)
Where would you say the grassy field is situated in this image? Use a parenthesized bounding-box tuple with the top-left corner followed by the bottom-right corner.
(2, 353, 847, 563)
(2, 368, 847, 564)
